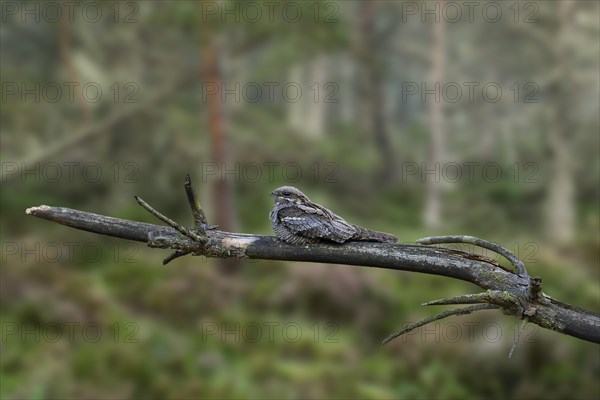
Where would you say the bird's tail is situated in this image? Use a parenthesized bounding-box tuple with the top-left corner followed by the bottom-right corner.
(352, 225, 398, 243)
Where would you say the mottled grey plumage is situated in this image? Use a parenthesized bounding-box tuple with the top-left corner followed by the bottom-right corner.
(269, 186, 397, 245)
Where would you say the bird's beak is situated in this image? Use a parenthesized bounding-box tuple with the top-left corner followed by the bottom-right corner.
(269, 191, 275, 197)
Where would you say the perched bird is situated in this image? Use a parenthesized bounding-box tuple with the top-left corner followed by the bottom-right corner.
(269, 186, 397, 245)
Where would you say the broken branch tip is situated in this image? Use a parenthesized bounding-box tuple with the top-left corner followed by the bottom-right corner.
(26, 205, 50, 215)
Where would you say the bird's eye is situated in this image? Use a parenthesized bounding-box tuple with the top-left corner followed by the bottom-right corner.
(282, 192, 291, 197)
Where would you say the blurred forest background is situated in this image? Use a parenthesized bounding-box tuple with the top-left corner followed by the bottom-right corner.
(1, 0, 599, 399)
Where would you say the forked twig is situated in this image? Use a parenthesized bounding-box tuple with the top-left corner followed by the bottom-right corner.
(136, 175, 221, 264)
(134, 195, 205, 243)
(382, 304, 500, 345)
(383, 237, 532, 354)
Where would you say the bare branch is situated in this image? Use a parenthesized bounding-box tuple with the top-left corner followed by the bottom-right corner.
(25, 179, 600, 346)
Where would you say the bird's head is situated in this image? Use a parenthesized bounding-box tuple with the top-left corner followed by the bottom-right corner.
(270, 186, 309, 204)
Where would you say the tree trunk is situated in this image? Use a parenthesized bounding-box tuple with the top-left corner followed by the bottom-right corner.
(546, 0, 576, 244)
(424, 14, 446, 230)
(202, 36, 240, 272)
(287, 64, 305, 132)
(305, 57, 327, 138)
(357, 0, 396, 183)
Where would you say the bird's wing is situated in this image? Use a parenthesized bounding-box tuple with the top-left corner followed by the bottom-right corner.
(277, 205, 355, 243)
